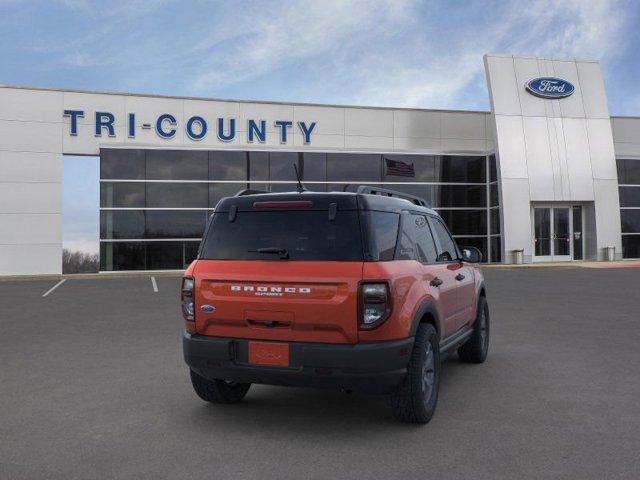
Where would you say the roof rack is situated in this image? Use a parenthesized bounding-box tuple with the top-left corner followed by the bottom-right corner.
(234, 189, 268, 196)
(356, 185, 430, 207)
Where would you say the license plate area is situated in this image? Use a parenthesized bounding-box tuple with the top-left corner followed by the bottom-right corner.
(248, 341, 290, 367)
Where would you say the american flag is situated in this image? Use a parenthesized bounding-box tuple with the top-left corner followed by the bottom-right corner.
(385, 157, 415, 177)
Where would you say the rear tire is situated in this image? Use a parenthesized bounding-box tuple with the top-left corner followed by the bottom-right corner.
(458, 296, 490, 364)
(189, 369, 251, 404)
(386, 323, 440, 424)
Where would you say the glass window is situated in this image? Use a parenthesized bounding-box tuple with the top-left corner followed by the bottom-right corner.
(185, 242, 200, 265)
(100, 149, 145, 180)
(302, 153, 327, 182)
(619, 186, 640, 207)
(209, 183, 247, 208)
(100, 182, 145, 208)
(456, 237, 488, 263)
(397, 214, 437, 263)
(146, 183, 208, 208)
(269, 152, 299, 181)
(248, 151, 268, 181)
(146, 241, 184, 269)
(621, 210, 640, 233)
(100, 242, 146, 270)
(489, 154, 497, 182)
(436, 155, 485, 183)
(200, 210, 363, 261)
(437, 210, 487, 236)
(489, 183, 499, 206)
(363, 211, 400, 261)
(100, 211, 144, 239)
(490, 236, 501, 263)
(145, 150, 207, 180)
(210, 151, 248, 181)
(433, 185, 486, 208)
(490, 209, 501, 235)
(326, 154, 381, 182)
(145, 210, 208, 238)
(429, 217, 459, 262)
(622, 235, 640, 259)
(617, 159, 640, 185)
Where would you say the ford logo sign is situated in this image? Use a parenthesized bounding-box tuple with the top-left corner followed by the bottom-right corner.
(525, 77, 575, 99)
(200, 305, 215, 313)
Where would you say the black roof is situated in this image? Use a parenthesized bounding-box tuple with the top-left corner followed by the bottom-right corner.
(214, 188, 439, 216)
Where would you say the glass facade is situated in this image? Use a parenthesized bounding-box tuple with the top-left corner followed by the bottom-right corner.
(617, 158, 640, 258)
(100, 149, 502, 270)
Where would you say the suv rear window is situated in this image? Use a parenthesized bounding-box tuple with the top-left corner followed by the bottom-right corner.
(200, 210, 363, 261)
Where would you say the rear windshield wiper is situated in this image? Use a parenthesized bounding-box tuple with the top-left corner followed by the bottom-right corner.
(248, 247, 290, 259)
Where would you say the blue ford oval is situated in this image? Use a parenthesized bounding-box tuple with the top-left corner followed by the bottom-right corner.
(526, 77, 575, 99)
(200, 305, 215, 313)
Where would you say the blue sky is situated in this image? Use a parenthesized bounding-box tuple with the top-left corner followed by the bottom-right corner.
(2, 0, 639, 253)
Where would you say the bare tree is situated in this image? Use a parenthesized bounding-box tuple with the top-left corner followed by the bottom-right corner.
(62, 249, 99, 274)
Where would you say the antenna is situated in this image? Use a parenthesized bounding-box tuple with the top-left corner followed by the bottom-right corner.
(293, 163, 306, 193)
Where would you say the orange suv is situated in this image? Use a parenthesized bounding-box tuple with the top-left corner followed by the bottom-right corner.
(182, 186, 489, 423)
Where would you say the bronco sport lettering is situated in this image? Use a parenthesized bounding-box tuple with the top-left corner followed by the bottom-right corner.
(182, 186, 490, 424)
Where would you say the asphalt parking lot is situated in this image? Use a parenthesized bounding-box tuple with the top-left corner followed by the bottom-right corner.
(1, 267, 640, 479)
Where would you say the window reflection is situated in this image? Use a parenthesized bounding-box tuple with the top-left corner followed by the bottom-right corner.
(100, 210, 144, 239)
(100, 149, 145, 179)
(327, 154, 381, 182)
(302, 153, 327, 182)
(437, 210, 487, 236)
(269, 152, 299, 181)
(100, 183, 145, 208)
(146, 183, 208, 208)
(210, 151, 248, 181)
(146, 150, 208, 180)
(145, 210, 208, 238)
(99, 149, 503, 269)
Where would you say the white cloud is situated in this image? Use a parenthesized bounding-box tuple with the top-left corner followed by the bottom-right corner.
(16, 0, 632, 111)
(181, 0, 630, 109)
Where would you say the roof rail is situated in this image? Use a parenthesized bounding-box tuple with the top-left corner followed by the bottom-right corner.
(234, 188, 268, 196)
(356, 185, 430, 207)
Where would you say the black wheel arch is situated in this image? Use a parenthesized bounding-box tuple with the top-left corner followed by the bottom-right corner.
(409, 300, 442, 339)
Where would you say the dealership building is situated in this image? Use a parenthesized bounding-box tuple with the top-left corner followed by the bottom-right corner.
(1, 53, 640, 275)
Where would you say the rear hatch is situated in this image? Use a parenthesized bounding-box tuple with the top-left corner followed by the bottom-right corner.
(193, 195, 364, 344)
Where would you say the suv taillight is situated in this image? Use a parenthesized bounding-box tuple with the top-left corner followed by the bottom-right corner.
(181, 277, 195, 321)
(359, 282, 392, 330)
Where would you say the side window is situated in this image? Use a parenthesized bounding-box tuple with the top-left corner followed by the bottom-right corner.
(429, 217, 459, 262)
(365, 211, 400, 261)
(397, 213, 438, 263)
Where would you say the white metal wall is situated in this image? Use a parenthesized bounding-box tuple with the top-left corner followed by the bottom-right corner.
(0, 86, 491, 275)
(612, 116, 640, 158)
(484, 54, 622, 262)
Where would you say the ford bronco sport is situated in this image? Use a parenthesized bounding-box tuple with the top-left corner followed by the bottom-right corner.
(182, 186, 489, 423)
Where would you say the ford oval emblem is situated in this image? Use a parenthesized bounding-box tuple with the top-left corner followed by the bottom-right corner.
(525, 77, 575, 99)
(200, 305, 215, 313)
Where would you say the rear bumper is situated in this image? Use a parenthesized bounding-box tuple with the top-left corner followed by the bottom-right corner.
(183, 331, 413, 394)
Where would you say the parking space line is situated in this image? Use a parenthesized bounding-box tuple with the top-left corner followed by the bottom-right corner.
(42, 279, 66, 297)
(151, 276, 158, 293)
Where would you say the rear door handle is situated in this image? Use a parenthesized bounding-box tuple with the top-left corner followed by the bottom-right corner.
(455, 273, 465, 281)
(430, 277, 443, 287)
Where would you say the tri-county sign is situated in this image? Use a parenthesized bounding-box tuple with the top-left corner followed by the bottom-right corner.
(62, 110, 317, 144)
(525, 77, 575, 99)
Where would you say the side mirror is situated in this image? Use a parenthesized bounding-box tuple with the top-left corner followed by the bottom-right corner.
(461, 246, 482, 263)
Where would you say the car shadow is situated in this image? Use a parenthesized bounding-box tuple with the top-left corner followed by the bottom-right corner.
(179, 356, 472, 436)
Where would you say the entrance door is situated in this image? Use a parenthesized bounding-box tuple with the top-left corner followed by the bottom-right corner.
(533, 206, 582, 262)
(552, 207, 571, 261)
